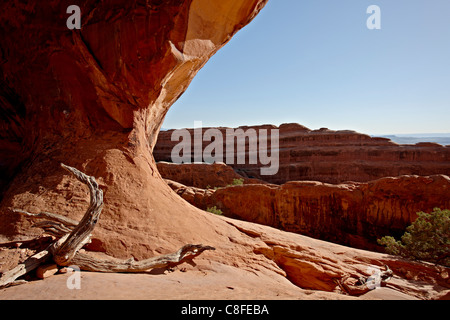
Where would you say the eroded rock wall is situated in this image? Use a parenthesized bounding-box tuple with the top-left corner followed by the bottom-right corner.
(0, 0, 269, 256)
(157, 162, 266, 188)
(154, 123, 450, 184)
(167, 174, 450, 251)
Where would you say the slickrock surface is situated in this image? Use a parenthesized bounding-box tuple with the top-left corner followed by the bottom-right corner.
(1, 216, 449, 300)
(154, 123, 450, 184)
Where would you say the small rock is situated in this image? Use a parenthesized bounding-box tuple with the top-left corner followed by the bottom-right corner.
(58, 266, 78, 274)
(36, 264, 59, 279)
(58, 267, 69, 274)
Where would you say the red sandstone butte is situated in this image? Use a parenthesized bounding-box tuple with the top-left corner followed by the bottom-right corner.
(153, 123, 450, 184)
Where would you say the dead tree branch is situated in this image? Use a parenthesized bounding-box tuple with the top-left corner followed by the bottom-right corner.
(12, 209, 78, 230)
(0, 246, 52, 288)
(0, 163, 215, 288)
(49, 163, 104, 266)
(70, 244, 216, 273)
(333, 265, 394, 296)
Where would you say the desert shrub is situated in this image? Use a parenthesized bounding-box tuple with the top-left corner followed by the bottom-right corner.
(378, 208, 450, 267)
(206, 206, 223, 215)
(231, 178, 244, 186)
(209, 178, 244, 190)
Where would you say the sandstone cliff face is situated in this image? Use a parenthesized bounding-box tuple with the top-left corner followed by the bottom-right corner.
(157, 161, 266, 189)
(166, 174, 450, 251)
(154, 123, 450, 184)
(0, 0, 268, 252)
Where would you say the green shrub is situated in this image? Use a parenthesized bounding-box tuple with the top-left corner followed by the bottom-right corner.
(206, 206, 223, 215)
(208, 178, 244, 190)
(231, 178, 244, 186)
(378, 208, 450, 267)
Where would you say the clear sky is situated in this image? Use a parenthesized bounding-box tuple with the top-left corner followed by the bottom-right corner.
(162, 0, 450, 135)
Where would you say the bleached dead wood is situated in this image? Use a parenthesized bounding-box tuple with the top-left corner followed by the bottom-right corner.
(49, 163, 104, 266)
(0, 246, 51, 288)
(70, 244, 216, 273)
(12, 209, 78, 229)
(333, 265, 394, 296)
(0, 163, 215, 289)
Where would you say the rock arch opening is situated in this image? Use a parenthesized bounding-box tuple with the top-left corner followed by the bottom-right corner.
(0, 0, 269, 256)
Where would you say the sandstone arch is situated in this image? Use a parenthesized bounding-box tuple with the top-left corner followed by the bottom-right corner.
(0, 0, 268, 255)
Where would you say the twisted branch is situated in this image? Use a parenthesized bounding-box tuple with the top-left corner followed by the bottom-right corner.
(70, 244, 216, 273)
(0, 163, 215, 288)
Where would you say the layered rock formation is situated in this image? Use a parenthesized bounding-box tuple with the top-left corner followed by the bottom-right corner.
(154, 123, 450, 184)
(2, 216, 448, 300)
(0, 0, 268, 248)
(165, 174, 450, 251)
(1, 1, 448, 300)
(157, 161, 266, 189)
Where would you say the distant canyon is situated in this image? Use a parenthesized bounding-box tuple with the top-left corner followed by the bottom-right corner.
(154, 123, 450, 252)
(154, 123, 450, 185)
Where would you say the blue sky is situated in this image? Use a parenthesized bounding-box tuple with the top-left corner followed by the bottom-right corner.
(163, 0, 450, 135)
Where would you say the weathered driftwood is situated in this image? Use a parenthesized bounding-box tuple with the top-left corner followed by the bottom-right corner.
(13, 209, 79, 229)
(333, 265, 394, 296)
(0, 236, 54, 249)
(70, 244, 216, 273)
(49, 163, 104, 266)
(0, 163, 215, 288)
(0, 247, 51, 288)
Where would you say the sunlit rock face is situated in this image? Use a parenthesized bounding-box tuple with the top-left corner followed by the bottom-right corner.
(164, 170, 450, 251)
(154, 123, 450, 184)
(0, 0, 268, 256)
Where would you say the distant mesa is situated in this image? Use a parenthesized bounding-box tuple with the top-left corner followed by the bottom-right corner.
(154, 123, 450, 184)
(375, 133, 450, 146)
(155, 123, 450, 253)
